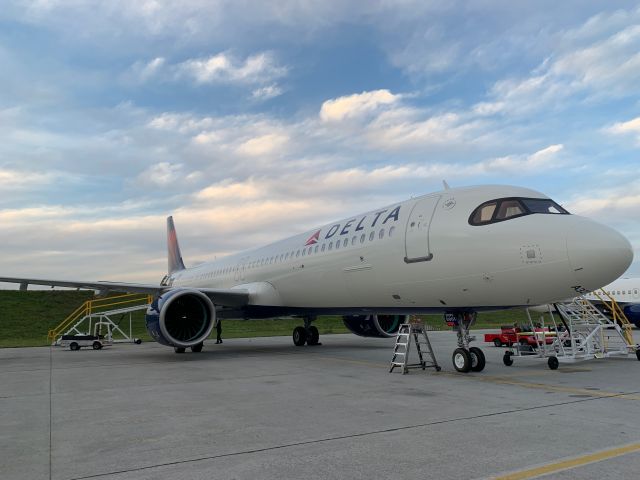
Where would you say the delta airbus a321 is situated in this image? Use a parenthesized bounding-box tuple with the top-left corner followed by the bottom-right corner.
(1, 184, 633, 372)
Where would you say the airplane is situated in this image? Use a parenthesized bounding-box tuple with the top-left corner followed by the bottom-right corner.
(585, 277, 640, 327)
(0, 184, 634, 373)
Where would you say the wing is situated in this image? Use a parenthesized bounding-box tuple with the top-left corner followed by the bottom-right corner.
(0, 276, 249, 307)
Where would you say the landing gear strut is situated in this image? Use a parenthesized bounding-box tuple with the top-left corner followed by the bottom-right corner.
(292, 316, 321, 346)
(449, 311, 485, 373)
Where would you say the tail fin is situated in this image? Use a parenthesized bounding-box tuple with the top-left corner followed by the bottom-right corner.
(167, 216, 186, 274)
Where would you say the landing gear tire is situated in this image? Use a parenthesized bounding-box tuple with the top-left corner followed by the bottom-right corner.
(174, 347, 186, 354)
(92, 341, 102, 350)
(636, 349, 640, 361)
(293, 326, 307, 346)
(469, 347, 486, 372)
(70, 342, 79, 351)
(493, 338, 502, 347)
(134, 338, 142, 345)
(503, 352, 514, 366)
(191, 343, 203, 353)
(548, 356, 559, 370)
(452, 348, 471, 373)
(306, 326, 320, 346)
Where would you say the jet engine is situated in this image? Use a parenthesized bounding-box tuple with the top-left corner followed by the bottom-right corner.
(145, 289, 216, 347)
(342, 314, 405, 338)
(624, 304, 640, 328)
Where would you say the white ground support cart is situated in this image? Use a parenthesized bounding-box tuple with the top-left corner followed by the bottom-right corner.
(59, 334, 109, 351)
(502, 295, 640, 370)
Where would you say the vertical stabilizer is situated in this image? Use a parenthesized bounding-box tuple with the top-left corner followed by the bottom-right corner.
(167, 216, 186, 274)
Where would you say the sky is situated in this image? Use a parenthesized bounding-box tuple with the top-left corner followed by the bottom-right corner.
(1, 0, 639, 287)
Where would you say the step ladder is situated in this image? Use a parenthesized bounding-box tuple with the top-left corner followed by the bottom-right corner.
(390, 321, 441, 374)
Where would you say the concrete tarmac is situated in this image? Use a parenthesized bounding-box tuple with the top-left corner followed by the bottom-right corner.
(2, 330, 640, 480)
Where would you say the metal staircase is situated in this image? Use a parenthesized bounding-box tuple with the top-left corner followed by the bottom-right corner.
(553, 295, 638, 361)
(49, 293, 152, 346)
(390, 321, 441, 374)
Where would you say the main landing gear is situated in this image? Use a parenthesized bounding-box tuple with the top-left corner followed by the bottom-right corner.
(449, 312, 485, 373)
(292, 316, 321, 346)
(174, 342, 204, 354)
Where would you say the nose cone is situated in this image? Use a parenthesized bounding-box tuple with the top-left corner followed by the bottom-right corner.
(566, 218, 633, 291)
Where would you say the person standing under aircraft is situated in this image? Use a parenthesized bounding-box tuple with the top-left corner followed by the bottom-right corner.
(216, 320, 222, 344)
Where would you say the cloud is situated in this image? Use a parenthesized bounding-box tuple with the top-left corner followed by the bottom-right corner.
(125, 57, 166, 83)
(606, 117, 640, 144)
(479, 144, 565, 173)
(175, 51, 286, 85)
(0, 168, 57, 189)
(251, 84, 282, 101)
(133, 162, 202, 188)
(235, 133, 290, 157)
(319, 89, 400, 123)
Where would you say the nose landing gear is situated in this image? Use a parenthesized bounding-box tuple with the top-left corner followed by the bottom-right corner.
(449, 311, 485, 373)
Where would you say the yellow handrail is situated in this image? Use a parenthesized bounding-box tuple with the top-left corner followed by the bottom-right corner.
(592, 290, 634, 346)
(48, 293, 153, 341)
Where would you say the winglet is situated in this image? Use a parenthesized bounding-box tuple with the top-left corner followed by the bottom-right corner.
(442, 180, 450, 190)
(167, 216, 186, 274)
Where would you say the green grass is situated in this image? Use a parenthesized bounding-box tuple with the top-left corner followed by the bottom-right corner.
(0, 291, 531, 347)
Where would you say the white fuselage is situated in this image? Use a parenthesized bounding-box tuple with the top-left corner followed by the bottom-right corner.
(169, 185, 633, 314)
(586, 277, 640, 304)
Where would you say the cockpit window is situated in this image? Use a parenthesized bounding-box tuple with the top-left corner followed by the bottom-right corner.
(520, 198, 568, 214)
(469, 197, 570, 226)
(471, 202, 497, 224)
(495, 200, 525, 220)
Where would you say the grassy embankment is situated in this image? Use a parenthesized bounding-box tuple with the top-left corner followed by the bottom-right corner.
(0, 291, 530, 347)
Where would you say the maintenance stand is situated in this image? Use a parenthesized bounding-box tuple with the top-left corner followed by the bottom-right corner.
(390, 320, 441, 374)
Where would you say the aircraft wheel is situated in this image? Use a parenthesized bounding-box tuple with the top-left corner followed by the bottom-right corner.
(293, 327, 307, 346)
(493, 338, 502, 347)
(503, 352, 514, 366)
(70, 342, 79, 351)
(469, 347, 486, 372)
(452, 348, 471, 373)
(306, 326, 320, 346)
(134, 338, 142, 345)
(548, 356, 559, 370)
(636, 349, 640, 361)
(174, 347, 186, 354)
(191, 343, 203, 353)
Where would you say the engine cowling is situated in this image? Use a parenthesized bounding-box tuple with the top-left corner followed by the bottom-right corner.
(342, 314, 405, 338)
(624, 304, 640, 328)
(145, 289, 216, 347)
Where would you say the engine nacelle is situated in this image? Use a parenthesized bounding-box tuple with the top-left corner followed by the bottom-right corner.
(145, 289, 216, 347)
(624, 304, 640, 328)
(342, 314, 405, 338)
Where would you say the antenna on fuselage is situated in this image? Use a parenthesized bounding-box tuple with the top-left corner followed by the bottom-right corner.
(442, 180, 451, 190)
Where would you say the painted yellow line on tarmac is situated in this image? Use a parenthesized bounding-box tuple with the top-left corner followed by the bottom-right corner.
(313, 355, 640, 400)
(491, 442, 640, 480)
(474, 375, 640, 401)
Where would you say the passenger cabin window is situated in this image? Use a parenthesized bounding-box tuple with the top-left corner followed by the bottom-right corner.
(469, 197, 569, 226)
